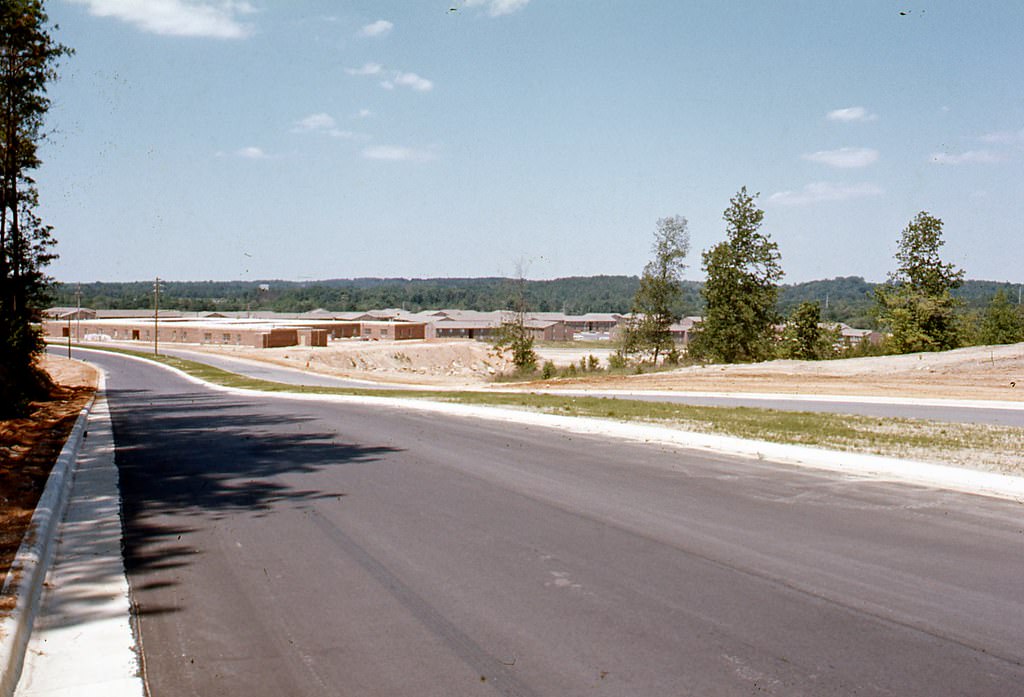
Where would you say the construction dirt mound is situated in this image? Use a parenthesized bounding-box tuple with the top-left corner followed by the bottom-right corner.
(187, 339, 1024, 400)
(564, 342, 1024, 401)
(215, 340, 514, 386)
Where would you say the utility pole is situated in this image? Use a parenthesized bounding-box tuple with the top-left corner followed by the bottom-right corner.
(66, 312, 72, 359)
(75, 283, 81, 343)
(153, 276, 162, 356)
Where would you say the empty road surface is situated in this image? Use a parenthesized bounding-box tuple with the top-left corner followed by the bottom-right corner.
(80, 350, 1024, 696)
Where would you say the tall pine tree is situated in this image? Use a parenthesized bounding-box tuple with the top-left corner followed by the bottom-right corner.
(1, 0, 71, 415)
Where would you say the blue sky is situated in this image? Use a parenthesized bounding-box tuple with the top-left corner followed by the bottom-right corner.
(38, 1, 1024, 283)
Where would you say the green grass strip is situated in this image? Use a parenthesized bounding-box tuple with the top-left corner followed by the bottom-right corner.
(72, 343, 1024, 474)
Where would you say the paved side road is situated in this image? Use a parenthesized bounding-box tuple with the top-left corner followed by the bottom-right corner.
(13, 393, 144, 697)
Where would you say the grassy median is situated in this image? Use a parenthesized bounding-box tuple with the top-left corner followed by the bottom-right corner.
(76, 344, 1024, 475)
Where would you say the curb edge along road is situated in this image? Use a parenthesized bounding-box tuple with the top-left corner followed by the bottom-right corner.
(0, 389, 94, 697)
(75, 347, 1024, 504)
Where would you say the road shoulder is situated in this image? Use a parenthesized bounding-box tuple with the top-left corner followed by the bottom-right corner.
(13, 387, 144, 697)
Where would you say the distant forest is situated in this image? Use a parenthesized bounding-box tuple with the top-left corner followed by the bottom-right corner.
(50, 276, 1023, 329)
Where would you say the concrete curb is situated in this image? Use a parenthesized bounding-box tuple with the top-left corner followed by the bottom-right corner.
(74, 346, 1024, 503)
(0, 392, 95, 697)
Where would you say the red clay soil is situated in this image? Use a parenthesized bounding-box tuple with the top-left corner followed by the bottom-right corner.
(0, 357, 97, 594)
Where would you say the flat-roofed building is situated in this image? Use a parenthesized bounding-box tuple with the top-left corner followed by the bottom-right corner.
(43, 307, 98, 321)
(359, 321, 427, 341)
(43, 317, 332, 348)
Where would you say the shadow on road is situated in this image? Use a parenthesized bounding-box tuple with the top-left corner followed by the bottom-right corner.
(105, 387, 402, 616)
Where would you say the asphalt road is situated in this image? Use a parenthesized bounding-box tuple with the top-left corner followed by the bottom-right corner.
(82, 350, 1024, 696)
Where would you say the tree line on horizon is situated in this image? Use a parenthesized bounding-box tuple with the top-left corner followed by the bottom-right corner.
(51, 275, 1022, 331)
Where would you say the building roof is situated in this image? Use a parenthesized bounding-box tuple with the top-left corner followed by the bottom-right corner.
(432, 319, 500, 330)
(93, 309, 185, 319)
(525, 312, 567, 322)
(44, 307, 97, 319)
(523, 319, 560, 329)
(359, 320, 428, 328)
(433, 309, 506, 322)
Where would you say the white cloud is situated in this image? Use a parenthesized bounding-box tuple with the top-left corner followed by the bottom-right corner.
(291, 112, 365, 140)
(327, 129, 362, 140)
(362, 145, 436, 162)
(349, 63, 434, 92)
(826, 106, 878, 123)
(293, 113, 336, 131)
(464, 0, 530, 16)
(359, 19, 393, 37)
(929, 150, 1004, 165)
(67, 0, 255, 39)
(354, 109, 373, 119)
(236, 146, 267, 159)
(393, 72, 433, 92)
(802, 147, 879, 169)
(979, 128, 1024, 145)
(346, 62, 384, 76)
(488, 0, 531, 15)
(768, 182, 883, 207)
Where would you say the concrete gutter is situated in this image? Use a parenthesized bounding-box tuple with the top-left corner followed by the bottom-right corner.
(76, 347, 1024, 503)
(0, 394, 94, 697)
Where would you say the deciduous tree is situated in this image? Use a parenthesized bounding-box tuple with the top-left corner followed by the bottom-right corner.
(689, 187, 783, 363)
(875, 211, 964, 353)
(622, 215, 689, 364)
(978, 290, 1024, 345)
(779, 301, 836, 360)
(493, 264, 537, 373)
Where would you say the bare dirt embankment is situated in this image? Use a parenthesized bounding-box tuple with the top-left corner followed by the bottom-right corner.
(186, 339, 1024, 401)
(1, 357, 97, 582)
(189, 339, 514, 387)
(557, 343, 1024, 401)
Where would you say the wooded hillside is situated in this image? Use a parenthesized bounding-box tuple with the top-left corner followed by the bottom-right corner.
(50, 276, 1022, 329)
